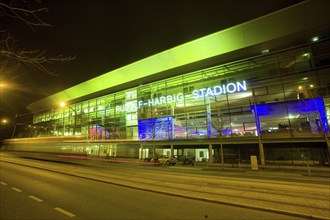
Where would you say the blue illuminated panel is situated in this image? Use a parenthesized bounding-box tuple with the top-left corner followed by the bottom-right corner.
(251, 98, 328, 134)
(314, 97, 329, 134)
(138, 117, 174, 140)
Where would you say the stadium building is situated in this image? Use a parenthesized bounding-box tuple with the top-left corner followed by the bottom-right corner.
(24, 1, 330, 166)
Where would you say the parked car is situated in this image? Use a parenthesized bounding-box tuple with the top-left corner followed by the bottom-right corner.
(183, 156, 195, 166)
(157, 155, 177, 165)
(143, 156, 153, 162)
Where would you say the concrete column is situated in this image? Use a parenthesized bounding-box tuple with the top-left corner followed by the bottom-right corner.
(113, 144, 117, 157)
(208, 144, 213, 163)
(109, 145, 112, 157)
(253, 98, 265, 167)
(326, 140, 330, 165)
(170, 104, 175, 139)
(153, 145, 157, 159)
(206, 97, 211, 138)
(139, 145, 143, 160)
(220, 142, 224, 168)
(170, 145, 174, 156)
(259, 142, 265, 167)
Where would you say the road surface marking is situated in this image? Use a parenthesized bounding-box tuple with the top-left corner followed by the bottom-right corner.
(0, 181, 7, 185)
(54, 207, 76, 217)
(29, 195, 43, 202)
(11, 187, 22, 192)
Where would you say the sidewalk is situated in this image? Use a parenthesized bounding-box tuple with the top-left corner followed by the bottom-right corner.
(189, 161, 330, 178)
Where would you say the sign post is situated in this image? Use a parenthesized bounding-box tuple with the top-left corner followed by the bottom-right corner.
(250, 155, 259, 170)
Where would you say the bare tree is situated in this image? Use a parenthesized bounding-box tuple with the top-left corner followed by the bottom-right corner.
(0, 0, 75, 76)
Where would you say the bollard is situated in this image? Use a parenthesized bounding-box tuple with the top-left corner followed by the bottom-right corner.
(307, 163, 311, 176)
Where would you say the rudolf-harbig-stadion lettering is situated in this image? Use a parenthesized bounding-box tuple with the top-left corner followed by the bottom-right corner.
(116, 80, 247, 112)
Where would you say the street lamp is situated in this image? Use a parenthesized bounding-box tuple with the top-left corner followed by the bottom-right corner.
(60, 102, 77, 135)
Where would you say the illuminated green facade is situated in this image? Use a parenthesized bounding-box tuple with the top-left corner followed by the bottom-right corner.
(33, 45, 329, 140)
(27, 1, 330, 165)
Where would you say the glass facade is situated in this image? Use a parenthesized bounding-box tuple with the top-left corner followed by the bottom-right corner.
(22, 38, 330, 165)
(33, 40, 330, 143)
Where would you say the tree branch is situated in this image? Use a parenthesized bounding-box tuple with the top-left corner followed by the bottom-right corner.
(1, 34, 76, 76)
(0, 1, 76, 76)
(0, 0, 51, 28)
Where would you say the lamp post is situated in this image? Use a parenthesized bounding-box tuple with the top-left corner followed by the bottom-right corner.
(60, 102, 77, 135)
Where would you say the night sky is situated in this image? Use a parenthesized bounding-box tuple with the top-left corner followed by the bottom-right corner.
(1, 0, 301, 122)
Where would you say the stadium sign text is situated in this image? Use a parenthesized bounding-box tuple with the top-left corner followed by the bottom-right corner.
(116, 80, 247, 112)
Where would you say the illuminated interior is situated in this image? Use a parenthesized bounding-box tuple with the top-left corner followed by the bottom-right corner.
(32, 44, 329, 141)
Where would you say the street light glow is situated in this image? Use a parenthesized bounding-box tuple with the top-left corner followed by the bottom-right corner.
(311, 36, 319, 42)
(1, 119, 8, 124)
(59, 101, 77, 135)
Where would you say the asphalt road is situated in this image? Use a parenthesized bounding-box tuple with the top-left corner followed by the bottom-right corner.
(0, 160, 304, 220)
